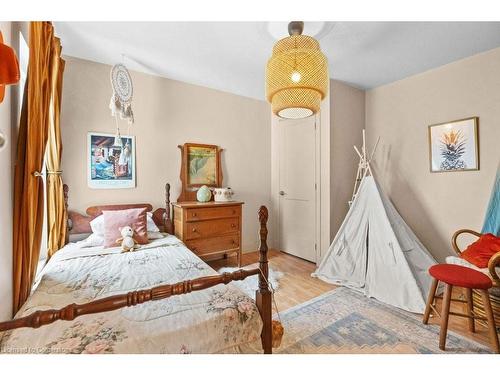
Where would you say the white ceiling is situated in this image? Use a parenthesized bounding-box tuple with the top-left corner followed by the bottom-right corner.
(54, 22, 500, 100)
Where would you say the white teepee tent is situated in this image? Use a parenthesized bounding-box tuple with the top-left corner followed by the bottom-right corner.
(312, 132, 437, 313)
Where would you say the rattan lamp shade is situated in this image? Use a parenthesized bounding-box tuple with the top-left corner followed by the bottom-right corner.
(266, 34, 328, 119)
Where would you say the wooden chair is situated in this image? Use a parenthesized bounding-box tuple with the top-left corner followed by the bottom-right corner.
(423, 264, 500, 353)
(452, 229, 500, 329)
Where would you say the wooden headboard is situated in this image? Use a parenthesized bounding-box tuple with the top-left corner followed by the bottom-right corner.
(63, 183, 174, 241)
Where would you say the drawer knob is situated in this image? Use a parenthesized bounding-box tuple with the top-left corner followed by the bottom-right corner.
(192, 228, 197, 232)
(192, 213, 197, 217)
(231, 223, 236, 228)
(232, 210, 236, 214)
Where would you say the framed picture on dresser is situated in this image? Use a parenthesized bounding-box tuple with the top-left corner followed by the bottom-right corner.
(186, 143, 221, 186)
(177, 142, 223, 201)
(87, 132, 136, 189)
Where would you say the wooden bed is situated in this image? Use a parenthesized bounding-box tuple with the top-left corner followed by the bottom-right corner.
(0, 183, 272, 354)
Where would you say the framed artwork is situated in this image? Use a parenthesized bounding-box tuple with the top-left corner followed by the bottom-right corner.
(428, 117, 479, 173)
(87, 132, 136, 189)
(177, 143, 223, 201)
(186, 144, 219, 186)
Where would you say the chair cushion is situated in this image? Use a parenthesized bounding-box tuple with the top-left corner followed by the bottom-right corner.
(429, 264, 492, 289)
(460, 233, 500, 268)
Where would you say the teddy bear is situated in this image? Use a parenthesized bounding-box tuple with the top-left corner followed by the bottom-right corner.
(116, 226, 140, 252)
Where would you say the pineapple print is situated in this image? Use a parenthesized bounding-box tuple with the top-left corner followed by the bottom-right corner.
(440, 129, 467, 170)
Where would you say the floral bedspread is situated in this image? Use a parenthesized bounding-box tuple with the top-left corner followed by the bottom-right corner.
(0, 236, 262, 354)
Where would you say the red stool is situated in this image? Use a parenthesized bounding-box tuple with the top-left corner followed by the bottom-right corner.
(423, 264, 499, 353)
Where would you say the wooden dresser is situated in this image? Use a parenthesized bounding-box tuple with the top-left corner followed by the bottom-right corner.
(172, 201, 243, 266)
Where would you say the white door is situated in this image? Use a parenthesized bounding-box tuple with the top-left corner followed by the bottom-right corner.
(278, 116, 317, 262)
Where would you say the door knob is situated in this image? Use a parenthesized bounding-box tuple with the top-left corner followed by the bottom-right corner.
(279, 191, 286, 196)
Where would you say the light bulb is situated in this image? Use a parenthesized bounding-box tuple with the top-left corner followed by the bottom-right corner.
(291, 71, 301, 83)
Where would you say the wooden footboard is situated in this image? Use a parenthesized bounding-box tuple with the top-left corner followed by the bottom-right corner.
(0, 206, 273, 354)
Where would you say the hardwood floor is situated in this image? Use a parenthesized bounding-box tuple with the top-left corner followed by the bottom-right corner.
(209, 249, 335, 311)
(209, 250, 495, 349)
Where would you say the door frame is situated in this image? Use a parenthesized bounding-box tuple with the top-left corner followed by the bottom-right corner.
(270, 98, 330, 263)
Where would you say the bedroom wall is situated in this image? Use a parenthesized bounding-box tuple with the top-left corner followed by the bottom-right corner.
(61, 56, 272, 252)
(330, 80, 365, 241)
(0, 21, 13, 320)
(366, 46, 500, 262)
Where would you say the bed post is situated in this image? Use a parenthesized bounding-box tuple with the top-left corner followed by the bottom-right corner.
(164, 182, 174, 235)
(256, 205, 272, 354)
(63, 183, 69, 244)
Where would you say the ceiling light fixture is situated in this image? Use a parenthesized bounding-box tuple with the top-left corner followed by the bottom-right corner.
(266, 21, 329, 119)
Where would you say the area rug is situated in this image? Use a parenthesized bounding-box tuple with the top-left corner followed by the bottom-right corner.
(272, 287, 491, 354)
(218, 267, 283, 298)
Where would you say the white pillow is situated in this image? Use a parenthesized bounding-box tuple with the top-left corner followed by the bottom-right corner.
(445, 255, 500, 275)
(89, 215, 105, 235)
(147, 231, 164, 240)
(90, 211, 160, 235)
(146, 212, 160, 232)
(76, 233, 104, 248)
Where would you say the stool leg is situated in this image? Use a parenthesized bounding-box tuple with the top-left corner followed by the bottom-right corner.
(465, 288, 475, 333)
(439, 283, 453, 351)
(423, 278, 439, 324)
(479, 290, 500, 354)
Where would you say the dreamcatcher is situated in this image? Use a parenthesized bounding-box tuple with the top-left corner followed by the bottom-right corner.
(110, 63, 134, 124)
(109, 64, 134, 167)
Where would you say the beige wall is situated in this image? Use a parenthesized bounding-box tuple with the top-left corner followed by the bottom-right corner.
(61, 57, 272, 252)
(0, 21, 13, 320)
(330, 80, 365, 240)
(366, 47, 500, 262)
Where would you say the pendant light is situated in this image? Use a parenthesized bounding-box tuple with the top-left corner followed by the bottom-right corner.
(266, 21, 328, 119)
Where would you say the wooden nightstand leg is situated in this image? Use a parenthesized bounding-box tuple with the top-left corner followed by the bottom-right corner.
(237, 250, 241, 268)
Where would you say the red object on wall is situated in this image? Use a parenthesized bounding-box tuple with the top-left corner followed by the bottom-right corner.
(0, 31, 20, 103)
(460, 233, 500, 268)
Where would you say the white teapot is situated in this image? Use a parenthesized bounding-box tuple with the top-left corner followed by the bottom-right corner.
(213, 187, 234, 202)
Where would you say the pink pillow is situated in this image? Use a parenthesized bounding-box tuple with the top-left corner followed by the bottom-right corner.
(102, 208, 148, 248)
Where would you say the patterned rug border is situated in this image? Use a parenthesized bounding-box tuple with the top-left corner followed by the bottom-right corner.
(275, 287, 491, 353)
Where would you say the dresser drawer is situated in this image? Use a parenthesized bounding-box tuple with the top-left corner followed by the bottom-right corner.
(186, 205, 241, 222)
(185, 234, 240, 256)
(185, 217, 239, 240)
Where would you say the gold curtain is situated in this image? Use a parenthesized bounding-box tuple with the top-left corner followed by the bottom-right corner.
(13, 22, 63, 314)
(46, 37, 66, 258)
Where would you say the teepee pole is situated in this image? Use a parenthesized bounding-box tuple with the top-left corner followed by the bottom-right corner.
(350, 129, 380, 204)
(353, 145, 363, 159)
(362, 129, 366, 161)
(350, 166, 362, 206)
